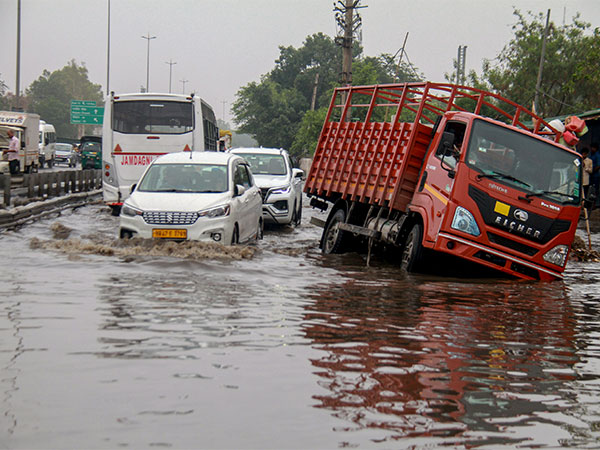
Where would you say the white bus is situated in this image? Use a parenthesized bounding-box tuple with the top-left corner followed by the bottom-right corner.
(102, 92, 219, 215)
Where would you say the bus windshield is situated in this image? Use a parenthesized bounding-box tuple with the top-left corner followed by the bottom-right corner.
(465, 120, 581, 205)
(113, 100, 193, 134)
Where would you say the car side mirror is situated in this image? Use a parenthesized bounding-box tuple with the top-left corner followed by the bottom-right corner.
(292, 168, 304, 180)
(234, 184, 246, 197)
(130, 183, 137, 194)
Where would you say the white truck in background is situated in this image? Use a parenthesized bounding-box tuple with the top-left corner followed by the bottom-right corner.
(39, 120, 56, 167)
(0, 111, 40, 174)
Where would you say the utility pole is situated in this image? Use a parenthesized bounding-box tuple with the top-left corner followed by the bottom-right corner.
(334, 0, 365, 87)
(310, 72, 320, 111)
(15, 0, 21, 111)
(141, 32, 156, 93)
(221, 100, 228, 122)
(534, 9, 551, 115)
(165, 59, 177, 93)
(180, 78, 188, 94)
(456, 45, 467, 85)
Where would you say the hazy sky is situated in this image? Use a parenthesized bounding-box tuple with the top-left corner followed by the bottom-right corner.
(1, 0, 599, 124)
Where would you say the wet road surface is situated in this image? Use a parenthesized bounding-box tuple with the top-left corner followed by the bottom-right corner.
(1, 198, 600, 448)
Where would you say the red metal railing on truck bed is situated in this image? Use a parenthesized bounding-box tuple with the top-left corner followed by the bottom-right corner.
(305, 82, 561, 212)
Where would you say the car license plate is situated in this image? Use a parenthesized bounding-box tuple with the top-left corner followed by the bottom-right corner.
(152, 229, 187, 239)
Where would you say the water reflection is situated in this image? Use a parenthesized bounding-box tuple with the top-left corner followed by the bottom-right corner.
(303, 270, 585, 446)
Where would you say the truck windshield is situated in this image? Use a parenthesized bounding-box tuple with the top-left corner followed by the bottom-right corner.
(113, 100, 194, 134)
(465, 120, 581, 205)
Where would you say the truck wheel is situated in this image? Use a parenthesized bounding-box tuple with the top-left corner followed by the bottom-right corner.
(322, 208, 348, 254)
(401, 223, 424, 272)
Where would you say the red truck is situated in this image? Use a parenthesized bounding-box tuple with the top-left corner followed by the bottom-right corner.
(305, 83, 583, 281)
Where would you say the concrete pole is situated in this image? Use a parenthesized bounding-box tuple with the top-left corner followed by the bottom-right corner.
(15, 0, 21, 110)
(534, 9, 551, 115)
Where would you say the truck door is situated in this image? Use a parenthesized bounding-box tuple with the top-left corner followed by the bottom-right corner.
(417, 121, 467, 243)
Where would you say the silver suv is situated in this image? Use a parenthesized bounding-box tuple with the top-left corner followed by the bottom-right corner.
(229, 148, 304, 225)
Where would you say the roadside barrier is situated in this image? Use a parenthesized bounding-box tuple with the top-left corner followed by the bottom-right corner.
(0, 169, 102, 207)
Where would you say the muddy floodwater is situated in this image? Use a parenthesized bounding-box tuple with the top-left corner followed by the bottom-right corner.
(1, 199, 600, 449)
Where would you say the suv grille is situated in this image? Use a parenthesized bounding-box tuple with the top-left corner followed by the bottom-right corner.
(143, 211, 198, 225)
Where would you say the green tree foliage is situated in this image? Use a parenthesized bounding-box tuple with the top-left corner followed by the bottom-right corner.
(480, 10, 600, 117)
(26, 60, 103, 138)
(233, 33, 422, 158)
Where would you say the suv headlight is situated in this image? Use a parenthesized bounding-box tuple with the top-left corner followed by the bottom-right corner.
(451, 206, 481, 236)
(198, 204, 230, 218)
(121, 203, 143, 217)
(543, 245, 568, 267)
(270, 185, 291, 195)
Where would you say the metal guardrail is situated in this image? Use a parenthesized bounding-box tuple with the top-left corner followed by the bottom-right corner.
(0, 169, 102, 207)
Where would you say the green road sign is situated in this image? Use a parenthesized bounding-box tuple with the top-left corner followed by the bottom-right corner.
(70, 101, 104, 125)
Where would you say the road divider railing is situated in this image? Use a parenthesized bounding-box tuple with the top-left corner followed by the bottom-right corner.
(0, 169, 102, 208)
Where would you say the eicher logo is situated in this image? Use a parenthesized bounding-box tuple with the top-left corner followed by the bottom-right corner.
(513, 209, 529, 221)
(494, 215, 541, 239)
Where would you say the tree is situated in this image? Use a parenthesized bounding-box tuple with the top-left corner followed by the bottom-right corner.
(480, 9, 600, 117)
(26, 60, 103, 138)
(233, 33, 423, 158)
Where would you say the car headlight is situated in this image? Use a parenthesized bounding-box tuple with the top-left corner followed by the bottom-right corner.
(198, 204, 230, 218)
(543, 245, 569, 267)
(451, 206, 481, 236)
(121, 203, 143, 217)
(270, 185, 291, 195)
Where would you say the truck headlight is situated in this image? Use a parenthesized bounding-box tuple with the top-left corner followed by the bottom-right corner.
(121, 203, 143, 217)
(543, 245, 568, 267)
(451, 206, 481, 236)
(198, 204, 230, 218)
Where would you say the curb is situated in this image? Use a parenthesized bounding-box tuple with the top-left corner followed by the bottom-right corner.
(0, 189, 102, 229)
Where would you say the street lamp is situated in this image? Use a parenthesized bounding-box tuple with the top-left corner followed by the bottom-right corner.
(180, 78, 188, 94)
(141, 32, 156, 92)
(165, 59, 177, 93)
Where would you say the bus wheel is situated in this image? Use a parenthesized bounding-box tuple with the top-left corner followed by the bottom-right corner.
(400, 223, 424, 273)
(322, 208, 348, 254)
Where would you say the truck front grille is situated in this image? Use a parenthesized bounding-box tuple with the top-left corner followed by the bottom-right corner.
(143, 211, 198, 225)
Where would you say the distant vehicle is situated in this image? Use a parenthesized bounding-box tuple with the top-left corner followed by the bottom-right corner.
(80, 136, 102, 169)
(229, 147, 304, 226)
(119, 151, 263, 244)
(38, 121, 56, 167)
(54, 143, 77, 167)
(103, 92, 219, 216)
(0, 111, 40, 174)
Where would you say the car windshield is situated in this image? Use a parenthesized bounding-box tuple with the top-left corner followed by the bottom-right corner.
(55, 144, 72, 151)
(237, 153, 287, 175)
(465, 120, 581, 205)
(137, 163, 229, 193)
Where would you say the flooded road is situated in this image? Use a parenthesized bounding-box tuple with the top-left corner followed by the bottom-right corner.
(1, 199, 600, 448)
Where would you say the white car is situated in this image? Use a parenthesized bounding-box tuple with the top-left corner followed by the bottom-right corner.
(229, 148, 304, 225)
(119, 151, 263, 244)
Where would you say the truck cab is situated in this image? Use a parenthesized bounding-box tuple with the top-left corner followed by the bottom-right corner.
(412, 112, 581, 280)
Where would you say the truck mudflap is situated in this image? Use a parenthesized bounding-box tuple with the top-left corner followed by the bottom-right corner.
(436, 232, 563, 281)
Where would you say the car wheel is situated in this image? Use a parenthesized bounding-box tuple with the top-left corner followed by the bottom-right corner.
(322, 208, 349, 254)
(293, 199, 302, 226)
(400, 223, 424, 273)
(231, 224, 239, 245)
(256, 218, 264, 240)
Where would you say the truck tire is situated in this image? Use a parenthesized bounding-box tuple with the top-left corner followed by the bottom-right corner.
(322, 208, 349, 254)
(400, 223, 424, 272)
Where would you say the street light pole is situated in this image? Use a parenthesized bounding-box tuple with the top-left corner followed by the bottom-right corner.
(180, 78, 188, 94)
(106, 0, 110, 95)
(15, 0, 21, 110)
(141, 32, 156, 92)
(165, 59, 177, 93)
